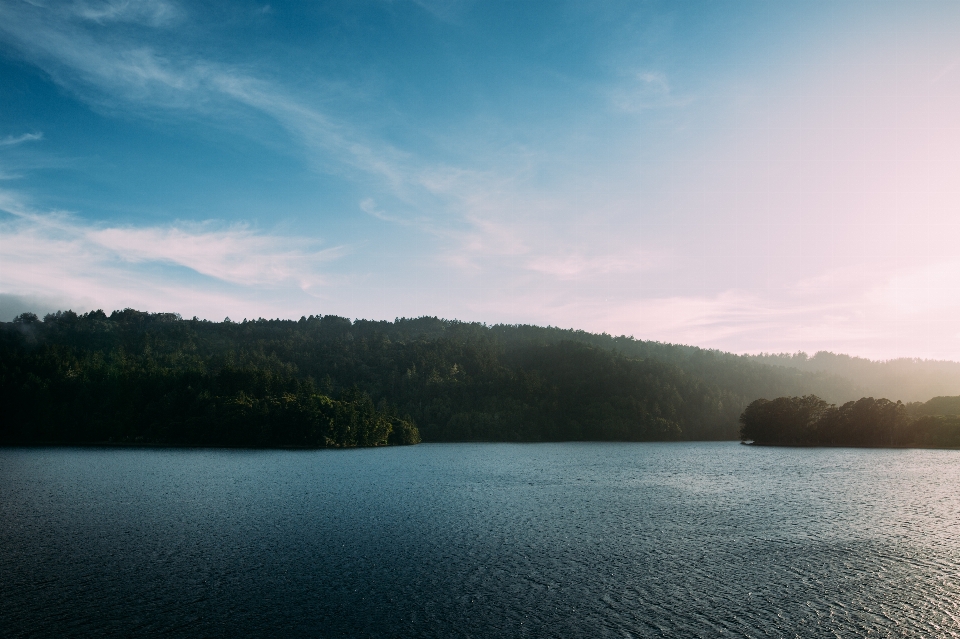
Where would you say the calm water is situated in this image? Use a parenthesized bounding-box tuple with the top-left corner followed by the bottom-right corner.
(2, 443, 959, 638)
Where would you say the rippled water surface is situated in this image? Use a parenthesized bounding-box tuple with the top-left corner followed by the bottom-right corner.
(2, 443, 959, 637)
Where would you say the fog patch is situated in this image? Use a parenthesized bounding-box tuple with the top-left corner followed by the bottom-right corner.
(0, 293, 88, 322)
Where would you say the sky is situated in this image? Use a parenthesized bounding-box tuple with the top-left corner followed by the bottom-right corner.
(0, 0, 958, 360)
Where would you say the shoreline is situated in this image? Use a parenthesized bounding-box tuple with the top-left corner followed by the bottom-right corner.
(742, 440, 960, 450)
(4, 439, 958, 451)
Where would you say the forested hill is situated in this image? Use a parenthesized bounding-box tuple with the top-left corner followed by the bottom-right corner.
(1, 309, 955, 446)
(739, 395, 960, 448)
(746, 352, 960, 403)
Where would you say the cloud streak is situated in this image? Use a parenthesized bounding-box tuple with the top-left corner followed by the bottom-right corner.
(0, 0, 431, 195)
(69, 0, 182, 26)
(0, 0, 565, 262)
(608, 71, 694, 112)
(0, 191, 346, 317)
(0, 0, 635, 287)
(0, 133, 43, 147)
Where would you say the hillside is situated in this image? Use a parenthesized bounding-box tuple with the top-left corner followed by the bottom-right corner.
(2, 309, 957, 445)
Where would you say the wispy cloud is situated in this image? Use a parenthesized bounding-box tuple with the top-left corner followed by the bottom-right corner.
(88, 224, 347, 287)
(608, 71, 694, 112)
(409, 0, 472, 23)
(932, 59, 959, 84)
(595, 263, 960, 359)
(68, 0, 182, 26)
(0, 0, 449, 217)
(0, 0, 632, 287)
(525, 250, 666, 280)
(0, 133, 43, 147)
(0, 0, 653, 309)
(359, 198, 406, 224)
(48, 3, 455, 193)
(0, 1, 557, 234)
(0, 190, 346, 316)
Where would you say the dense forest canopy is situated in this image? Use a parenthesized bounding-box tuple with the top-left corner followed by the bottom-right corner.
(739, 395, 960, 448)
(2, 309, 958, 446)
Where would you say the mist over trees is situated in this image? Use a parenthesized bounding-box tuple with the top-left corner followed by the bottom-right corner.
(2, 309, 958, 446)
(746, 351, 960, 403)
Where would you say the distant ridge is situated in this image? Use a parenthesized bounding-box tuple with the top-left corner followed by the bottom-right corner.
(746, 352, 960, 403)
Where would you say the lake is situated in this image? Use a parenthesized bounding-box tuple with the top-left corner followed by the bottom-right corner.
(2, 443, 958, 637)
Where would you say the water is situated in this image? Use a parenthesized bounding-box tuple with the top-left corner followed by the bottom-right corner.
(2, 443, 958, 638)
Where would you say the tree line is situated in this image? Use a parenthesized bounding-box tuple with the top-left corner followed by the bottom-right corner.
(1, 312, 420, 447)
(2, 308, 955, 446)
(739, 395, 960, 448)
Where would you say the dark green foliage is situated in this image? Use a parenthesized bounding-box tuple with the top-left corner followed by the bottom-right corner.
(907, 415, 960, 448)
(906, 395, 960, 418)
(740, 395, 960, 448)
(0, 312, 414, 447)
(424, 341, 691, 441)
(2, 308, 948, 446)
(738, 395, 833, 445)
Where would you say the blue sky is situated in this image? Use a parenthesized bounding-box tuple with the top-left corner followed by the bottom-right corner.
(1, 0, 959, 359)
